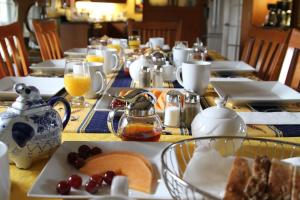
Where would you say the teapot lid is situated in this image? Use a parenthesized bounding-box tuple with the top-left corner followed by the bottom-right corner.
(11, 83, 46, 111)
(202, 98, 237, 119)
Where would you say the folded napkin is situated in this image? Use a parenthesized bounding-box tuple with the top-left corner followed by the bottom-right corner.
(238, 112, 300, 125)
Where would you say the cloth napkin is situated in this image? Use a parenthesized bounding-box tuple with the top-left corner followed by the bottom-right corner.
(238, 112, 300, 125)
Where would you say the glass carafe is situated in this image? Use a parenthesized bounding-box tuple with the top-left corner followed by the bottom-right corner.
(107, 90, 163, 142)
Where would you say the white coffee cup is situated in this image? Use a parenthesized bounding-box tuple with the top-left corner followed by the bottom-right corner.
(84, 62, 107, 99)
(103, 48, 120, 75)
(172, 47, 192, 68)
(176, 61, 211, 95)
(0, 141, 10, 200)
(149, 37, 164, 48)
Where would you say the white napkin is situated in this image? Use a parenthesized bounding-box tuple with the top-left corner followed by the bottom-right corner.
(238, 112, 300, 125)
(183, 147, 234, 199)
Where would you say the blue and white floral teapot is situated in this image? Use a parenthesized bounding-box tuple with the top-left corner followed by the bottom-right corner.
(0, 83, 71, 169)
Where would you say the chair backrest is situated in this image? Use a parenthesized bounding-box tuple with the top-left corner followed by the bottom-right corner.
(278, 28, 300, 91)
(127, 20, 182, 46)
(241, 27, 290, 81)
(33, 20, 63, 61)
(0, 22, 29, 78)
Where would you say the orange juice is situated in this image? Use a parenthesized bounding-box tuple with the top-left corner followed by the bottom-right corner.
(129, 40, 141, 49)
(86, 55, 104, 63)
(107, 44, 121, 52)
(64, 74, 91, 96)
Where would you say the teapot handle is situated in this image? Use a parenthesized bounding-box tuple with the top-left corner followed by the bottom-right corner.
(107, 107, 122, 137)
(48, 96, 71, 130)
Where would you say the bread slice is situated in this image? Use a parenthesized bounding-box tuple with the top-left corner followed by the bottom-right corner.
(244, 156, 271, 200)
(268, 159, 294, 200)
(224, 157, 251, 200)
(292, 166, 300, 200)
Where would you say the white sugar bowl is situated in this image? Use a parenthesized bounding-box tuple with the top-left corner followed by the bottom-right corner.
(191, 99, 246, 138)
(129, 55, 152, 83)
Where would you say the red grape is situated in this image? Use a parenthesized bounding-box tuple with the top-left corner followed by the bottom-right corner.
(103, 171, 116, 185)
(73, 157, 85, 169)
(90, 147, 102, 156)
(67, 174, 82, 189)
(89, 174, 103, 185)
(78, 145, 91, 159)
(56, 181, 71, 195)
(67, 152, 78, 165)
(111, 99, 126, 109)
(85, 180, 99, 194)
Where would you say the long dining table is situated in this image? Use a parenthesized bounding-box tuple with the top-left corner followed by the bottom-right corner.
(5, 50, 300, 200)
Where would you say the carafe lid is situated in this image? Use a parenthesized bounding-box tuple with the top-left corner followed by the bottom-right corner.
(127, 96, 156, 117)
(11, 83, 46, 111)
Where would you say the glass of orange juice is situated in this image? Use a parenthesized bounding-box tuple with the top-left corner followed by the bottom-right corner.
(64, 58, 91, 108)
(86, 45, 104, 63)
(107, 38, 123, 53)
(128, 35, 141, 49)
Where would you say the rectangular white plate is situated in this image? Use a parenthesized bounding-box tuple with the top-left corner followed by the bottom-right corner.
(211, 81, 300, 104)
(30, 59, 66, 74)
(210, 61, 255, 72)
(0, 76, 64, 100)
(64, 48, 87, 56)
(28, 141, 174, 199)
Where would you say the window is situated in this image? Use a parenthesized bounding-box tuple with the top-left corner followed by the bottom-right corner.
(0, 0, 17, 25)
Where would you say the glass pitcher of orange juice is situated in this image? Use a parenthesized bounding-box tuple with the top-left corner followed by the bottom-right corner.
(107, 89, 163, 142)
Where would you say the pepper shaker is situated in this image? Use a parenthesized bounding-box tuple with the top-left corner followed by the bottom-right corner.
(139, 66, 151, 88)
(184, 91, 201, 129)
(164, 90, 183, 128)
(152, 64, 164, 88)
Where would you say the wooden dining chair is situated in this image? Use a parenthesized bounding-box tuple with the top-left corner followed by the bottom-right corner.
(278, 28, 300, 91)
(127, 20, 182, 46)
(33, 20, 63, 61)
(0, 22, 29, 78)
(241, 27, 291, 81)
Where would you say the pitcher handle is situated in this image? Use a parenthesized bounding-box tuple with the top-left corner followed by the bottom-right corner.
(112, 53, 120, 71)
(48, 96, 71, 130)
(176, 66, 184, 87)
(107, 107, 122, 137)
(95, 71, 107, 95)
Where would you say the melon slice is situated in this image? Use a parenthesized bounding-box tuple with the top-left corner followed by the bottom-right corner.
(79, 151, 155, 193)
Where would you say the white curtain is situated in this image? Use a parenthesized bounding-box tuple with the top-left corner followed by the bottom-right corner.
(0, 0, 17, 25)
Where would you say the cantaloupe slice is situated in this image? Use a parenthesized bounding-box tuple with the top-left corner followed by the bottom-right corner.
(79, 151, 155, 193)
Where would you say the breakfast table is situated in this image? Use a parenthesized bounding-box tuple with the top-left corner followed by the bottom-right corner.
(5, 49, 300, 200)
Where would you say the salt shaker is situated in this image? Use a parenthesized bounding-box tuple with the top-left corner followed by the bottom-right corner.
(184, 91, 201, 129)
(164, 90, 183, 127)
(152, 64, 164, 88)
(139, 66, 151, 88)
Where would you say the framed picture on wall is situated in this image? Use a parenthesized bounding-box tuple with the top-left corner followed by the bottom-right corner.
(135, 0, 143, 13)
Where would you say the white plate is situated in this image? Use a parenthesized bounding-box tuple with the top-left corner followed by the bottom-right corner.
(28, 141, 174, 199)
(64, 48, 87, 56)
(0, 76, 64, 100)
(211, 81, 300, 104)
(30, 59, 66, 74)
(210, 61, 255, 72)
(210, 77, 252, 82)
